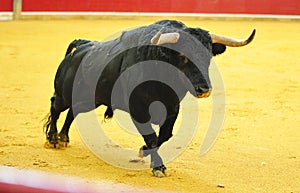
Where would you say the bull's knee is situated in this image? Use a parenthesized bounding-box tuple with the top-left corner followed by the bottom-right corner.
(144, 133, 158, 149)
(158, 133, 173, 147)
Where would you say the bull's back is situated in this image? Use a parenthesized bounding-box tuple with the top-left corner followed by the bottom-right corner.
(54, 43, 94, 106)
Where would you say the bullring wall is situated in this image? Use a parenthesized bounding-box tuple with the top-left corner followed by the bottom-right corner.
(1, 0, 300, 15)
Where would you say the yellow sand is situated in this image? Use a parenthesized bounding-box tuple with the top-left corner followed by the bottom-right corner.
(0, 18, 299, 193)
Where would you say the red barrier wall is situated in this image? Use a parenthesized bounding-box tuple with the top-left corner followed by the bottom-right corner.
(1, 0, 300, 15)
(0, 0, 13, 11)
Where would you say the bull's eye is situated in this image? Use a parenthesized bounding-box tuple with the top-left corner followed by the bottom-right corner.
(183, 57, 188, 64)
(179, 53, 189, 64)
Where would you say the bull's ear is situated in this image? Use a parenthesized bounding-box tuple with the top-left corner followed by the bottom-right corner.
(212, 43, 226, 56)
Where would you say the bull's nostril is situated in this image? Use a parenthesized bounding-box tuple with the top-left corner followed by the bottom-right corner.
(197, 87, 210, 93)
(195, 87, 211, 98)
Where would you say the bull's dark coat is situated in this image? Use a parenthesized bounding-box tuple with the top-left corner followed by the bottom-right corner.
(44, 20, 227, 174)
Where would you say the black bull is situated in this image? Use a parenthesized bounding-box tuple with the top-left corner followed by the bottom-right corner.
(44, 20, 255, 177)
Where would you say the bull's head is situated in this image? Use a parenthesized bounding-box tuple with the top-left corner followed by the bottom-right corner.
(150, 26, 256, 98)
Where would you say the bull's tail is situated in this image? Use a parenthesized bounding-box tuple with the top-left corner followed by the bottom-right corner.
(65, 39, 91, 56)
(43, 112, 51, 134)
(104, 106, 114, 121)
(43, 94, 56, 135)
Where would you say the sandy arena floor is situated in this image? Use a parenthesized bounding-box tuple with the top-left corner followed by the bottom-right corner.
(0, 18, 299, 193)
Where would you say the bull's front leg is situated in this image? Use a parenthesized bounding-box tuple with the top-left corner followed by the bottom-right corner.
(131, 99, 178, 177)
(139, 133, 167, 178)
(138, 107, 178, 177)
(150, 150, 168, 177)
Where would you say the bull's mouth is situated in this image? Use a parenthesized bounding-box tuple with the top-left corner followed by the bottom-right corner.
(195, 86, 211, 98)
(197, 91, 211, 98)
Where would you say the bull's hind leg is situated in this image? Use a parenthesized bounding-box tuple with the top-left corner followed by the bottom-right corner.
(45, 96, 61, 148)
(58, 108, 74, 147)
(44, 95, 67, 148)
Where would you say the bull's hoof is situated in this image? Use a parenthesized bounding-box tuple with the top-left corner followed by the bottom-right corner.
(152, 165, 169, 178)
(47, 133, 58, 144)
(58, 141, 68, 148)
(44, 141, 67, 149)
(58, 133, 69, 142)
(162, 168, 170, 177)
(138, 145, 151, 158)
(57, 133, 69, 148)
(44, 141, 59, 149)
(45, 133, 59, 148)
(152, 169, 164, 178)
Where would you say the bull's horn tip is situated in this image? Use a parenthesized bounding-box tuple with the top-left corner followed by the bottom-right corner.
(251, 29, 256, 37)
(248, 29, 256, 43)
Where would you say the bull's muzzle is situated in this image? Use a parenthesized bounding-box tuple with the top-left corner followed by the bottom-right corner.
(197, 91, 211, 98)
(195, 86, 211, 98)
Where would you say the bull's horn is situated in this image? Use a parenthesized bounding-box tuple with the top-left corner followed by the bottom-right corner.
(151, 28, 180, 45)
(151, 27, 166, 44)
(210, 29, 256, 47)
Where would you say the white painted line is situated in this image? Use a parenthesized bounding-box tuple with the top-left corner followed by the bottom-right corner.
(0, 12, 13, 21)
(19, 11, 300, 20)
(1, 11, 299, 20)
